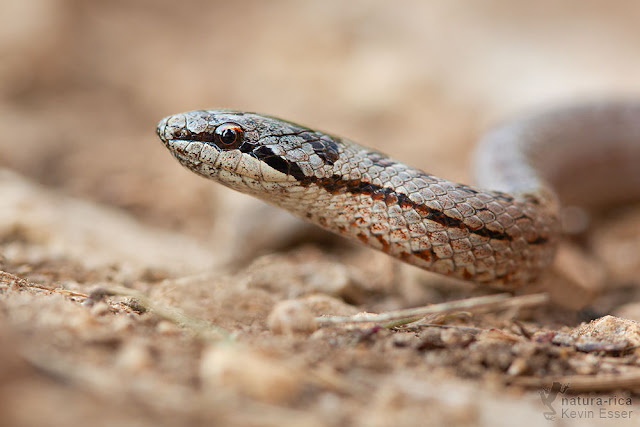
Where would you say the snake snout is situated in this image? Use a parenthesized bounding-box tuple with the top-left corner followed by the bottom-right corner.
(156, 113, 191, 144)
(156, 116, 170, 143)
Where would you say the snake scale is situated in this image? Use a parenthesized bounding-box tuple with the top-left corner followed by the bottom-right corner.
(156, 101, 640, 289)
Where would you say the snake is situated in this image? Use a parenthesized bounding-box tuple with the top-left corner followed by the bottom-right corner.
(156, 101, 640, 289)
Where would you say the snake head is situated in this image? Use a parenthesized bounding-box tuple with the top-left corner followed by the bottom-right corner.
(157, 110, 343, 192)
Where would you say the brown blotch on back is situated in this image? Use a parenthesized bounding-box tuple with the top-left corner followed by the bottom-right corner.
(357, 233, 369, 244)
(384, 192, 398, 206)
(461, 269, 474, 280)
(413, 249, 434, 263)
(373, 234, 390, 252)
(371, 189, 385, 201)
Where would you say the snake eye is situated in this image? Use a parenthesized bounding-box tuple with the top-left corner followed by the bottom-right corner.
(214, 123, 243, 148)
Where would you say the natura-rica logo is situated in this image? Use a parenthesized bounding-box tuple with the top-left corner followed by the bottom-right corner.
(539, 382, 570, 421)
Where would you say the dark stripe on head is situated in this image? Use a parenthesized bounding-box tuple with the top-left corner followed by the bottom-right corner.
(368, 152, 400, 168)
(299, 132, 341, 165)
(182, 130, 216, 143)
(311, 138, 340, 165)
(252, 145, 307, 180)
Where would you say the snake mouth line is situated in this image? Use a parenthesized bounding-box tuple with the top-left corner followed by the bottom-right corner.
(165, 138, 299, 184)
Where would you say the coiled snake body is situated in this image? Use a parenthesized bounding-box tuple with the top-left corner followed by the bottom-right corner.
(156, 101, 640, 289)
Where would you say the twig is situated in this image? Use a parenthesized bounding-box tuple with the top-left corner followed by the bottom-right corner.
(90, 284, 230, 342)
(0, 270, 87, 297)
(316, 293, 549, 326)
(418, 324, 484, 333)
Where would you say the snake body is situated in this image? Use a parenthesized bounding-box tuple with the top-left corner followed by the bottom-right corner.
(156, 102, 640, 289)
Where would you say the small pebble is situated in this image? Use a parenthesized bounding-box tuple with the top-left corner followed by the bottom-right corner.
(267, 300, 318, 335)
(156, 320, 181, 335)
(200, 345, 304, 404)
(116, 342, 153, 373)
(89, 301, 111, 316)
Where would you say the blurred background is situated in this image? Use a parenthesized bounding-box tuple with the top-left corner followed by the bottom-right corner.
(2, 0, 639, 239)
(3, 2, 640, 426)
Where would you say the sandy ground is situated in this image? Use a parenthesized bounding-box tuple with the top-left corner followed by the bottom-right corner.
(2, 1, 640, 426)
